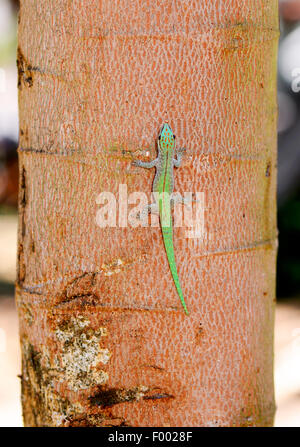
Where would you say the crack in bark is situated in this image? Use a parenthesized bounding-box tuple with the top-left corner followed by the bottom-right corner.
(90, 386, 174, 408)
(17, 47, 36, 89)
(17, 166, 27, 285)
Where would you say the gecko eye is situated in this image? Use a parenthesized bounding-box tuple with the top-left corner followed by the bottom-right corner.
(173, 135, 176, 139)
(158, 136, 161, 140)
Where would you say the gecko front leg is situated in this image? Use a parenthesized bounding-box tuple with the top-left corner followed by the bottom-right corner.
(132, 158, 158, 169)
(173, 148, 186, 168)
(138, 201, 159, 220)
(132, 157, 159, 220)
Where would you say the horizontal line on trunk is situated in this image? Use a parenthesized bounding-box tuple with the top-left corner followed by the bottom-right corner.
(18, 147, 272, 163)
(83, 28, 279, 39)
(15, 237, 277, 304)
(192, 237, 278, 259)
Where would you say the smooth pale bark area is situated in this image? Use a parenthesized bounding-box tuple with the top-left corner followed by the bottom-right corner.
(17, 0, 279, 427)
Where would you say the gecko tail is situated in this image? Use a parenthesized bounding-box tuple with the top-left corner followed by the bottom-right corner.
(170, 261, 189, 315)
(177, 288, 189, 316)
(161, 227, 189, 315)
(178, 295, 189, 316)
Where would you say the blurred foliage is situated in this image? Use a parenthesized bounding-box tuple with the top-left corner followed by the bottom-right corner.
(0, 0, 17, 65)
(0, 204, 17, 215)
(0, 35, 17, 66)
(277, 189, 300, 298)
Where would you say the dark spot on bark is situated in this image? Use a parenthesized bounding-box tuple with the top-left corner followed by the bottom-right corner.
(90, 386, 174, 409)
(143, 393, 174, 401)
(142, 364, 165, 371)
(56, 294, 99, 308)
(21, 218, 26, 238)
(20, 166, 26, 207)
(263, 161, 272, 234)
(90, 387, 140, 408)
(53, 272, 102, 308)
(58, 272, 98, 306)
(67, 414, 128, 427)
(17, 242, 26, 284)
(19, 126, 29, 144)
(27, 344, 43, 388)
(17, 166, 27, 284)
(129, 328, 144, 339)
(17, 47, 35, 89)
(195, 323, 204, 344)
(24, 75, 33, 87)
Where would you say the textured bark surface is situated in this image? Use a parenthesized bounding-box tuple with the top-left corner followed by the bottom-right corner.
(17, 0, 279, 427)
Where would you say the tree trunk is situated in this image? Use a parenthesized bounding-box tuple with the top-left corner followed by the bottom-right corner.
(16, 0, 279, 427)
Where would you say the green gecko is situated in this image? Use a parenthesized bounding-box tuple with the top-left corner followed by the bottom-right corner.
(133, 123, 189, 315)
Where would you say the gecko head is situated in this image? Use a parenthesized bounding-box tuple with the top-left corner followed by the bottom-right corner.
(158, 123, 175, 152)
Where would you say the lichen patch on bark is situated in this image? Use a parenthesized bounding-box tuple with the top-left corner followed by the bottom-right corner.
(21, 338, 84, 426)
(20, 315, 110, 426)
(55, 316, 109, 391)
(17, 47, 34, 89)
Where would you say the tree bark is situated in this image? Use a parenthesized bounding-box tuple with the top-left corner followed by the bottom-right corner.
(17, 0, 279, 427)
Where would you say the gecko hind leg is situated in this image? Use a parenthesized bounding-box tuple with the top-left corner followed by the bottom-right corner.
(138, 202, 159, 220)
(171, 193, 198, 206)
(173, 148, 186, 168)
(128, 202, 159, 226)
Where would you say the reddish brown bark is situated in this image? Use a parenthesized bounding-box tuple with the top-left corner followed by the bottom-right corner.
(17, 0, 279, 426)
